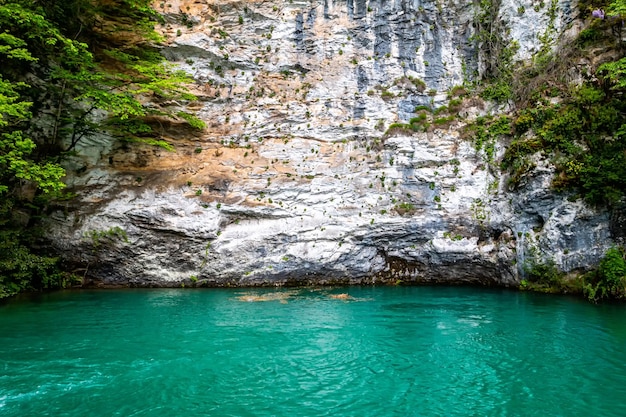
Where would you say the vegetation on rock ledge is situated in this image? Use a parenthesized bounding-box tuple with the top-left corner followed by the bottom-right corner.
(521, 246, 626, 303)
(468, 0, 626, 207)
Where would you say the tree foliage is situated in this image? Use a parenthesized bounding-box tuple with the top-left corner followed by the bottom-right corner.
(0, 0, 203, 297)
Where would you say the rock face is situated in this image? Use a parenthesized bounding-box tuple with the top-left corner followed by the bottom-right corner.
(48, 0, 615, 288)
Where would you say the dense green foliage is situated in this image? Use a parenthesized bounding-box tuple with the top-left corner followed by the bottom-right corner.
(0, 0, 202, 297)
(520, 246, 626, 302)
(501, 84, 626, 205)
(469, 0, 626, 206)
(519, 253, 586, 296)
(583, 247, 626, 302)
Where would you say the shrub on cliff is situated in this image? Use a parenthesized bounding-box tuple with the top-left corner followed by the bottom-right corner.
(583, 247, 626, 302)
(524, 259, 563, 287)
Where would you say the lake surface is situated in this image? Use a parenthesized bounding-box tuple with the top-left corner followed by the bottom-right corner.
(1, 286, 626, 416)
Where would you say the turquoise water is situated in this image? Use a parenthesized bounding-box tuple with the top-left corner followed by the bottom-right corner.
(1, 287, 626, 416)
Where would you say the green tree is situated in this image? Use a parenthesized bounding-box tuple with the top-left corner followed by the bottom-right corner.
(0, 0, 203, 297)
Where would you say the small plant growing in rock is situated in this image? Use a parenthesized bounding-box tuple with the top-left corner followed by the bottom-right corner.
(443, 232, 463, 241)
(394, 202, 415, 215)
(448, 98, 463, 112)
(433, 106, 448, 115)
(448, 85, 468, 98)
(434, 115, 456, 127)
(381, 89, 395, 100)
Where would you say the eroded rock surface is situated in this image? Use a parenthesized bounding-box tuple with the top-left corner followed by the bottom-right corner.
(48, 0, 614, 288)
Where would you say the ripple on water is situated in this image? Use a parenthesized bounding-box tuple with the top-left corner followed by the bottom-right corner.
(1, 287, 626, 416)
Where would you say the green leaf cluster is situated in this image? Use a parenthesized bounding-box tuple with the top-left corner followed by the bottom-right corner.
(608, 0, 626, 17)
(0, 229, 71, 298)
(583, 247, 626, 302)
(464, 115, 511, 163)
(0, 0, 204, 297)
(501, 81, 626, 204)
(524, 259, 563, 287)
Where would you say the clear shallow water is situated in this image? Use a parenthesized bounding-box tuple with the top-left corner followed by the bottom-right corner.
(1, 287, 626, 417)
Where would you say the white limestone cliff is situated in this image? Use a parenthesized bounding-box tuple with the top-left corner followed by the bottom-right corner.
(47, 0, 615, 287)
